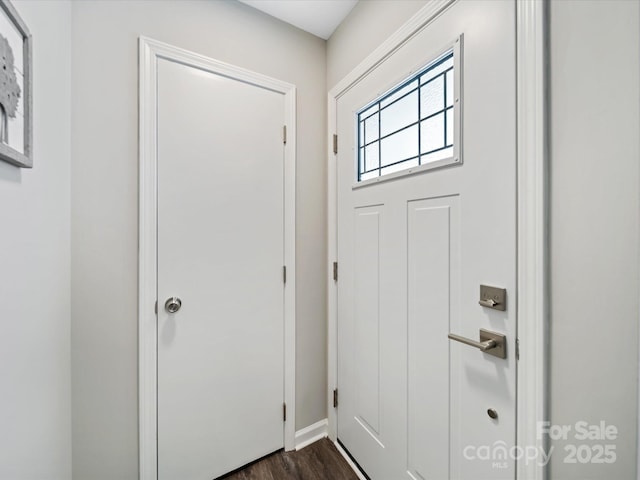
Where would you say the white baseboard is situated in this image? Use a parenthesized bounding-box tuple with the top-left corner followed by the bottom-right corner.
(294, 419, 328, 450)
(334, 441, 369, 480)
(295, 421, 367, 479)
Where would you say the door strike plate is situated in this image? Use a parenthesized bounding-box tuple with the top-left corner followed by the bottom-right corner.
(479, 285, 506, 311)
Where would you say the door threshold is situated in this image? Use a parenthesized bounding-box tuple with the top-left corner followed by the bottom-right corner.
(335, 439, 371, 480)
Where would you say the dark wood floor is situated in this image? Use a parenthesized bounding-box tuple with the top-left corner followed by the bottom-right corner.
(221, 438, 360, 480)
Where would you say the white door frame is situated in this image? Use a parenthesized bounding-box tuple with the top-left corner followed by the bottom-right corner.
(326, 1, 548, 479)
(138, 36, 297, 480)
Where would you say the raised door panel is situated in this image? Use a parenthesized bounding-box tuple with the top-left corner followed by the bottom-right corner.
(407, 196, 460, 480)
(354, 207, 383, 437)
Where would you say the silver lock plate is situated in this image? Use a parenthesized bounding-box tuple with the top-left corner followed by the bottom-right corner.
(479, 285, 506, 311)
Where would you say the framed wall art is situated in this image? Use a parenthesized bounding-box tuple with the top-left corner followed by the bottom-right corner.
(0, 0, 31, 168)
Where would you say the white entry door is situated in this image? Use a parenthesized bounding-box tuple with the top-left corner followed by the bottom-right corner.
(336, 1, 517, 479)
(155, 56, 287, 480)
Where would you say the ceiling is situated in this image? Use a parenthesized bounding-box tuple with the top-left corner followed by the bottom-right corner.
(237, 0, 358, 40)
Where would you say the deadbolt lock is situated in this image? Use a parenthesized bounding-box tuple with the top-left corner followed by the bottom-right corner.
(479, 285, 506, 311)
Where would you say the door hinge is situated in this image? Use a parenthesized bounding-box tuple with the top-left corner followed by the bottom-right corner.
(283, 125, 287, 145)
(333, 388, 338, 408)
(333, 134, 338, 154)
(283, 402, 287, 421)
(283, 265, 287, 284)
(516, 338, 520, 360)
(154, 301, 158, 314)
(333, 261, 338, 282)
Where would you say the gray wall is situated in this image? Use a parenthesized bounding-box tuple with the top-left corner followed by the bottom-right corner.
(70, 1, 326, 478)
(329, 0, 640, 478)
(327, 0, 427, 89)
(0, 1, 72, 479)
(549, 1, 639, 478)
(63, 0, 640, 478)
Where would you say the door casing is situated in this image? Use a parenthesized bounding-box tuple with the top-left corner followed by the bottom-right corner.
(138, 36, 297, 480)
(326, 1, 548, 479)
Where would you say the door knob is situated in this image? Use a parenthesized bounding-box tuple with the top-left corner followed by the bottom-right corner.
(165, 297, 182, 313)
(447, 328, 506, 359)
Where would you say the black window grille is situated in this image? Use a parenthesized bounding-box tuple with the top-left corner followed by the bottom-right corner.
(357, 50, 455, 182)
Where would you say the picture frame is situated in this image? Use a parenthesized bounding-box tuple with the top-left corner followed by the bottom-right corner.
(0, 0, 32, 168)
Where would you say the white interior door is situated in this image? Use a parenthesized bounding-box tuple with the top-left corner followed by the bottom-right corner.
(336, 1, 517, 479)
(156, 57, 286, 480)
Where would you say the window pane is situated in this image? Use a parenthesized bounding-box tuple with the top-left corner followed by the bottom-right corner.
(365, 113, 379, 144)
(446, 108, 454, 146)
(446, 70, 454, 107)
(420, 55, 453, 85)
(361, 104, 378, 120)
(380, 91, 418, 137)
(365, 142, 379, 172)
(421, 76, 444, 118)
(381, 124, 418, 166)
(421, 113, 445, 153)
(381, 79, 418, 108)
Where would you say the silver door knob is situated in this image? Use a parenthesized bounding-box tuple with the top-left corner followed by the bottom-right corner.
(165, 297, 182, 313)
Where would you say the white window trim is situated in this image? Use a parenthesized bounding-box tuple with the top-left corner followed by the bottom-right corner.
(354, 35, 463, 189)
(326, 2, 548, 480)
(138, 36, 297, 480)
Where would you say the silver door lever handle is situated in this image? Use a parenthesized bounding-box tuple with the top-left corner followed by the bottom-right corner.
(448, 333, 496, 351)
(447, 328, 507, 359)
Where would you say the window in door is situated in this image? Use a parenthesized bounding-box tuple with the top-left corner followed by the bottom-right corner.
(356, 37, 462, 183)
